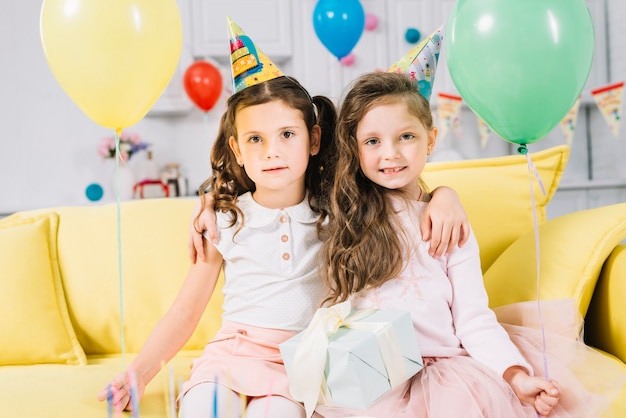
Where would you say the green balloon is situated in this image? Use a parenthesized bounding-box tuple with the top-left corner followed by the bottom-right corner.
(445, 0, 594, 145)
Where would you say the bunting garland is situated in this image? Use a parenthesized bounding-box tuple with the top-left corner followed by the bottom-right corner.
(437, 81, 623, 150)
(477, 117, 492, 148)
(436, 92, 463, 141)
(591, 81, 623, 138)
(559, 95, 582, 145)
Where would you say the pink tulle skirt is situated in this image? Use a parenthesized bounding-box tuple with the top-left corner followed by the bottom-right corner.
(179, 321, 299, 402)
(497, 299, 626, 418)
(315, 299, 626, 418)
(315, 355, 537, 418)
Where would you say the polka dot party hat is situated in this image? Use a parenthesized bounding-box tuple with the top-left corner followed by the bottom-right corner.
(387, 25, 444, 101)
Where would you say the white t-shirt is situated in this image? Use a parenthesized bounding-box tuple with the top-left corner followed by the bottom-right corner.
(212, 192, 328, 331)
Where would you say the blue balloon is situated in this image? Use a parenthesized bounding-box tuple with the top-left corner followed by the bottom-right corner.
(85, 183, 104, 202)
(313, 0, 365, 59)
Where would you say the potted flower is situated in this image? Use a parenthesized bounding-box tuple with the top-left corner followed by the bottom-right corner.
(97, 131, 149, 161)
(97, 131, 149, 201)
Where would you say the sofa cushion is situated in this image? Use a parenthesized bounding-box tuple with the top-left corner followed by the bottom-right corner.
(0, 352, 201, 418)
(0, 213, 86, 365)
(50, 198, 223, 355)
(483, 202, 626, 316)
(422, 145, 569, 272)
(586, 245, 626, 365)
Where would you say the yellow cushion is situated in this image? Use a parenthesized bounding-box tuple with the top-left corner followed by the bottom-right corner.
(585, 244, 626, 365)
(0, 213, 86, 365)
(423, 145, 569, 272)
(0, 352, 201, 418)
(483, 202, 626, 316)
(50, 198, 223, 355)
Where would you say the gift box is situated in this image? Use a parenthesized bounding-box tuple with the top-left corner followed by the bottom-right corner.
(280, 303, 423, 416)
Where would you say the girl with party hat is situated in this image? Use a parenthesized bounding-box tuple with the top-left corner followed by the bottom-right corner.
(314, 70, 559, 418)
(98, 17, 338, 417)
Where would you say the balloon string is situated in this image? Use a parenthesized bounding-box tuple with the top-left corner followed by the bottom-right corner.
(114, 129, 126, 369)
(525, 152, 549, 383)
(333, 58, 343, 104)
(106, 384, 113, 417)
(263, 376, 275, 418)
(338, 59, 344, 98)
(127, 369, 140, 417)
(165, 364, 174, 418)
(213, 375, 219, 418)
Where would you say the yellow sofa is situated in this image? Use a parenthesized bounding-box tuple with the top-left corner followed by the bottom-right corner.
(1, 145, 625, 417)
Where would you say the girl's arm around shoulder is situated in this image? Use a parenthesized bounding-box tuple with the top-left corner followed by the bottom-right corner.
(188, 194, 217, 262)
(97, 242, 223, 410)
(503, 366, 561, 417)
(421, 186, 470, 257)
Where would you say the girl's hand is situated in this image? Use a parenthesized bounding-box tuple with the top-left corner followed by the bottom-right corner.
(97, 370, 146, 412)
(188, 193, 217, 263)
(504, 366, 561, 417)
(420, 186, 470, 257)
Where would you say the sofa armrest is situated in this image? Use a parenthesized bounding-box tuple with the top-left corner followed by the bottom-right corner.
(585, 244, 626, 364)
(483, 202, 626, 317)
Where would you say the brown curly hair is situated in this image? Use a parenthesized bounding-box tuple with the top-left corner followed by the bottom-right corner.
(323, 72, 434, 304)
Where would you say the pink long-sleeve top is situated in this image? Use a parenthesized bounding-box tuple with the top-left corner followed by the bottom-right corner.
(350, 198, 532, 378)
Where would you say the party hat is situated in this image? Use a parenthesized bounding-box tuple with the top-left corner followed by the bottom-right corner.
(227, 17, 285, 94)
(387, 25, 444, 101)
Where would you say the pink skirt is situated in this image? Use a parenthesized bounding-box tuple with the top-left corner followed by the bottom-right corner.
(315, 355, 537, 418)
(179, 321, 299, 402)
(498, 299, 626, 418)
(315, 299, 625, 418)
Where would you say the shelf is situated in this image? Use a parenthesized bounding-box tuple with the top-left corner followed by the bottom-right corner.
(559, 180, 626, 190)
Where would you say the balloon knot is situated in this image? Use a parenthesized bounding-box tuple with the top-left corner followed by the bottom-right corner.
(517, 144, 528, 155)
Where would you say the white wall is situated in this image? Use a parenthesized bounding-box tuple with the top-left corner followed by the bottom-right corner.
(1, 1, 625, 215)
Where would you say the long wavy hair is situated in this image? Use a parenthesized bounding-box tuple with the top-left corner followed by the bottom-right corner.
(323, 72, 434, 304)
(194, 76, 337, 234)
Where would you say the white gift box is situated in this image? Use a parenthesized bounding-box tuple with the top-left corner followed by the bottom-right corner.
(280, 303, 423, 416)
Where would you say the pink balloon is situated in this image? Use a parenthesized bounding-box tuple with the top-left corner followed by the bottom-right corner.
(340, 53, 356, 66)
(365, 13, 379, 31)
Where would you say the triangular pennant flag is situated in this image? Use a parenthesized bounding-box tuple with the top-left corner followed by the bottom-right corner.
(477, 117, 492, 148)
(559, 95, 582, 145)
(436, 93, 463, 141)
(591, 81, 624, 138)
(387, 25, 444, 101)
(452, 114, 464, 140)
(227, 17, 285, 94)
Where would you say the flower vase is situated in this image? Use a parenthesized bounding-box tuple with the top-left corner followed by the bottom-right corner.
(105, 159, 136, 201)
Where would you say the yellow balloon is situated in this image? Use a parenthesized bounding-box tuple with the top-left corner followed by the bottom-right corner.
(40, 0, 183, 130)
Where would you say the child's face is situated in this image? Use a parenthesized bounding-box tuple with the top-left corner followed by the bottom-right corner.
(355, 100, 436, 200)
(229, 100, 320, 208)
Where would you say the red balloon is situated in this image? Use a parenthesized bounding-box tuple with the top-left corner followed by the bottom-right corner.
(183, 61, 223, 112)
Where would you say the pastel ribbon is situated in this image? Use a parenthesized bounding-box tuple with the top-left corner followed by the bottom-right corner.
(289, 301, 408, 417)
